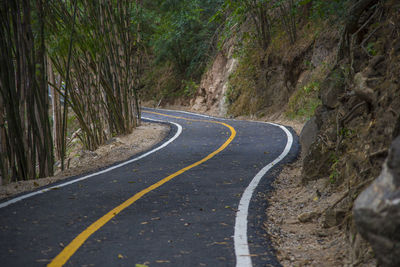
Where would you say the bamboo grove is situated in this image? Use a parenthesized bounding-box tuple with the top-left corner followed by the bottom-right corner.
(0, 0, 143, 183)
(0, 0, 318, 183)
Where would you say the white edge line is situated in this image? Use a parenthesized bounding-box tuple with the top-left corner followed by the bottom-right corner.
(0, 118, 183, 209)
(146, 107, 287, 125)
(144, 107, 220, 120)
(234, 123, 294, 267)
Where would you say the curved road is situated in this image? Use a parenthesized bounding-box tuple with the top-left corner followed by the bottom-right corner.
(0, 108, 299, 266)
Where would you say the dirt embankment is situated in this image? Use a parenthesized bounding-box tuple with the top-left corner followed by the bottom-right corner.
(267, 2, 399, 266)
(0, 122, 169, 200)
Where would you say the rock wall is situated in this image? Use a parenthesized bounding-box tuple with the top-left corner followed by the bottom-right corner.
(190, 42, 237, 116)
(301, 1, 400, 265)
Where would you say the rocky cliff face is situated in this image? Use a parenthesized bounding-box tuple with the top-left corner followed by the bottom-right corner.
(190, 42, 237, 116)
(301, 1, 400, 264)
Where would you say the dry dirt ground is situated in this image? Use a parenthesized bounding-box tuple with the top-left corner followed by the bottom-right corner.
(266, 160, 349, 266)
(0, 122, 169, 200)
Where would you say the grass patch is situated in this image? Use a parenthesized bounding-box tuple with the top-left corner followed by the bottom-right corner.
(285, 81, 321, 121)
(225, 45, 265, 117)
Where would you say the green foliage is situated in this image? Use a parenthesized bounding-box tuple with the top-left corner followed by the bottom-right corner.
(366, 42, 377, 56)
(183, 80, 199, 97)
(329, 153, 340, 184)
(286, 81, 321, 120)
(329, 166, 339, 184)
(339, 127, 355, 139)
(215, 0, 276, 50)
(225, 45, 267, 117)
(142, 62, 181, 100)
(306, 0, 350, 20)
(150, 0, 223, 80)
(139, 0, 223, 101)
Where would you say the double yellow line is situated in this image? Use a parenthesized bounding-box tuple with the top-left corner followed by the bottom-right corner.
(48, 111, 236, 266)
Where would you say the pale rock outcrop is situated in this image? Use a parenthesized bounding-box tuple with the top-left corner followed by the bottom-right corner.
(190, 44, 237, 116)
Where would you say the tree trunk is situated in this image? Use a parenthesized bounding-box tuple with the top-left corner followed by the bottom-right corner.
(337, 0, 378, 62)
(0, 0, 54, 181)
(48, 60, 63, 160)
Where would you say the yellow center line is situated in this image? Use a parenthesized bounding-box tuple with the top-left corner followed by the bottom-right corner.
(48, 111, 236, 267)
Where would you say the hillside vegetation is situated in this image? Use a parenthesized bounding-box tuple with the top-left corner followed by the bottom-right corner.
(1, 0, 400, 265)
(151, 0, 400, 265)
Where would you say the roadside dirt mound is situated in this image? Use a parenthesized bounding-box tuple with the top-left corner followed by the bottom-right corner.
(0, 122, 169, 200)
(266, 160, 376, 267)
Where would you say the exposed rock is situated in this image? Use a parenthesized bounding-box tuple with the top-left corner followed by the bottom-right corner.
(298, 211, 320, 223)
(302, 139, 332, 183)
(190, 41, 238, 116)
(365, 55, 386, 78)
(314, 105, 333, 130)
(393, 115, 400, 139)
(323, 208, 346, 228)
(319, 69, 345, 109)
(105, 137, 123, 145)
(353, 72, 376, 105)
(79, 150, 98, 159)
(299, 116, 318, 157)
(354, 136, 400, 267)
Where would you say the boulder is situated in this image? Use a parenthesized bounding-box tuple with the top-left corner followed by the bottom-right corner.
(299, 116, 318, 158)
(353, 136, 400, 267)
(353, 72, 376, 105)
(302, 139, 332, 183)
(365, 55, 386, 78)
(320, 69, 345, 109)
(298, 211, 320, 223)
(323, 208, 346, 228)
(314, 105, 334, 130)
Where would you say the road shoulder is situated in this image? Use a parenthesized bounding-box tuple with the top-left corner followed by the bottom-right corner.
(265, 159, 351, 266)
(0, 121, 170, 200)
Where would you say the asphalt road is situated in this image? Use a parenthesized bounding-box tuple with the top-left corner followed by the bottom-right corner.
(0, 108, 299, 267)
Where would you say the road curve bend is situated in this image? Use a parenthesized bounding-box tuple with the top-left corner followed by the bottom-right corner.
(0, 108, 299, 267)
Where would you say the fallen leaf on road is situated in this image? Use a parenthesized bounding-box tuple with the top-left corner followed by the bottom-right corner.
(36, 259, 50, 263)
(118, 254, 124, 259)
(156, 260, 170, 263)
(210, 242, 228, 245)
